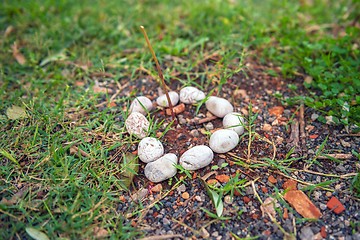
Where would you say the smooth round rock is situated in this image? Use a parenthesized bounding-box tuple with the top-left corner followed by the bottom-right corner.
(223, 112, 245, 135)
(129, 96, 153, 115)
(138, 137, 164, 163)
(156, 91, 179, 107)
(180, 145, 214, 170)
(179, 86, 206, 104)
(209, 129, 239, 153)
(125, 112, 150, 139)
(144, 153, 178, 183)
(205, 96, 234, 118)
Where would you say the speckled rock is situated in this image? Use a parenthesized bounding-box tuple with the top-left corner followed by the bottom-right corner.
(209, 129, 239, 153)
(138, 137, 164, 163)
(144, 153, 178, 183)
(179, 86, 206, 104)
(125, 112, 150, 139)
(156, 91, 179, 107)
(205, 96, 233, 118)
(180, 145, 214, 170)
(129, 96, 153, 115)
(223, 112, 245, 135)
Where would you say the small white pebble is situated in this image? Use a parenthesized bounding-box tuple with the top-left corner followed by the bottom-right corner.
(138, 137, 164, 163)
(179, 86, 205, 104)
(156, 91, 179, 107)
(223, 112, 245, 135)
(180, 145, 214, 170)
(129, 96, 153, 115)
(209, 129, 239, 153)
(125, 112, 150, 139)
(205, 96, 233, 118)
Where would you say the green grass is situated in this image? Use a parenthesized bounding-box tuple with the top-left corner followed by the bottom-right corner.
(1, 0, 359, 239)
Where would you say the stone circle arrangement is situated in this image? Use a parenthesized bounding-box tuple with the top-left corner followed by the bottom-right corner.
(125, 86, 245, 183)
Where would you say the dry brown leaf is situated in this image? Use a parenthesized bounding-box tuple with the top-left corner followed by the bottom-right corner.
(11, 42, 26, 65)
(260, 197, 278, 218)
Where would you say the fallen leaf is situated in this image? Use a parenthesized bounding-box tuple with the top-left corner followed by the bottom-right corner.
(283, 190, 322, 219)
(215, 174, 230, 183)
(268, 106, 284, 117)
(5, 25, 14, 37)
(120, 153, 139, 189)
(39, 50, 67, 66)
(25, 227, 49, 240)
(11, 42, 26, 65)
(260, 197, 278, 218)
(93, 226, 108, 238)
(6, 105, 27, 120)
(326, 196, 345, 214)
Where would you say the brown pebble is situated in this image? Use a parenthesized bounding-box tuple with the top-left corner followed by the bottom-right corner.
(283, 208, 289, 219)
(151, 184, 162, 192)
(283, 179, 297, 191)
(243, 196, 251, 204)
(181, 192, 190, 200)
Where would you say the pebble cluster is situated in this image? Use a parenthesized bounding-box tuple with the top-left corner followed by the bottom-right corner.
(125, 86, 245, 182)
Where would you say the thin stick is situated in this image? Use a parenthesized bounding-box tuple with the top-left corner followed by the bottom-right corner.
(140, 26, 176, 121)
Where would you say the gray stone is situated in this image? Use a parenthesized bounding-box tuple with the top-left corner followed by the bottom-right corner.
(299, 226, 314, 240)
(144, 153, 178, 182)
(180, 145, 214, 170)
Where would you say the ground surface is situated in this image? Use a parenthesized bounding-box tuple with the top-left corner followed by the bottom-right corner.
(1, 0, 359, 239)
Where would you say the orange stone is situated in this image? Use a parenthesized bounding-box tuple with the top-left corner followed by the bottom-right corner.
(166, 103, 185, 115)
(283, 179, 298, 191)
(215, 174, 230, 183)
(283, 190, 322, 219)
(151, 184, 163, 193)
(207, 179, 218, 185)
(181, 192, 190, 200)
(283, 208, 289, 219)
(268, 175, 277, 184)
(268, 106, 284, 117)
(326, 196, 345, 214)
(309, 134, 319, 139)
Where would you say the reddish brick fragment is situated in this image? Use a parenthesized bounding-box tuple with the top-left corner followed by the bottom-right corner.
(243, 196, 251, 204)
(283, 190, 322, 219)
(283, 179, 298, 191)
(283, 208, 289, 219)
(326, 196, 345, 214)
(320, 226, 327, 238)
(268, 175, 277, 184)
(215, 174, 230, 183)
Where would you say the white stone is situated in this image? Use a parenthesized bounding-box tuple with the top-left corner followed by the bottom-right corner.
(125, 112, 150, 139)
(205, 96, 233, 118)
(179, 86, 206, 104)
(129, 96, 153, 115)
(223, 112, 245, 135)
(156, 91, 179, 107)
(144, 153, 178, 183)
(209, 129, 239, 153)
(180, 145, 214, 170)
(138, 137, 164, 163)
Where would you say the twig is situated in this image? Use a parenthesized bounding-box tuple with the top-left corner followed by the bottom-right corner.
(191, 115, 218, 125)
(337, 133, 360, 137)
(301, 169, 357, 178)
(289, 119, 300, 152)
(299, 104, 306, 148)
(138, 234, 184, 240)
(140, 26, 176, 121)
(317, 153, 353, 160)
